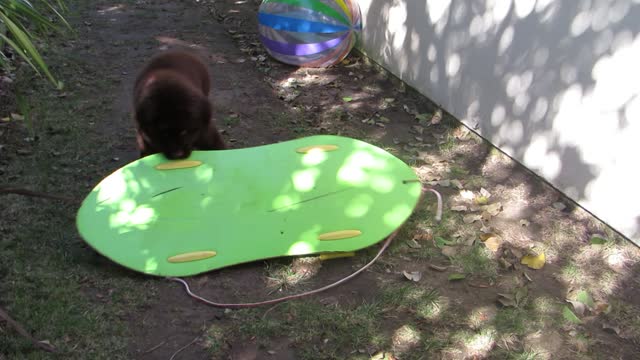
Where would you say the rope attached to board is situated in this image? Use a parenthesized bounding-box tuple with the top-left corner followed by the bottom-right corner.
(168, 186, 443, 308)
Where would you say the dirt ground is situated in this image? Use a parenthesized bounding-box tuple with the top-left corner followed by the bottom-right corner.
(1, 0, 640, 359)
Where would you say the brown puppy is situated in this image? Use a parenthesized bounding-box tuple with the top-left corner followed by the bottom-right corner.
(133, 49, 226, 159)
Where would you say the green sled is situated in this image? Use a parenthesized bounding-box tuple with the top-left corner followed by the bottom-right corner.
(76, 135, 422, 277)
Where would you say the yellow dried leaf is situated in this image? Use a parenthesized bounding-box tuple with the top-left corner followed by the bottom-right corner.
(521, 252, 546, 269)
(484, 236, 502, 252)
(479, 233, 497, 241)
(475, 196, 489, 205)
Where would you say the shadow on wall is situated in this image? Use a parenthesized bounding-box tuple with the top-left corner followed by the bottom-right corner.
(358, 0, 640, 243)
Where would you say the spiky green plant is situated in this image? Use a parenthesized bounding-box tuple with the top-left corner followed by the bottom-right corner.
(0, 0, 71, 88)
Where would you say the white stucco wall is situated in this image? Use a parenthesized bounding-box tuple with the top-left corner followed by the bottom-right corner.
(356, 0, 640, 244)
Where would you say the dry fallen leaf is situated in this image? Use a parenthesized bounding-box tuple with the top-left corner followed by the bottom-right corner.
(403, 271, 422, 282)
(414, 229, 433, 242)
(499, 257, 514, 270)
(481, 211, 493, 221)
(566, 299, 586, 316)
(594, 302, 610, 315)
(451, 179, 464, 189)
(371, 351, 397, 360)
(429, 264, 448, 272)
(479, 233, 495, 241)
(406, 239, 422, 249)
(553, 202, 567, 211)
(483, 202, 503, 216)
(497, 293, 516, 307)
(510, 248, 524, 259)
(483, 236, 502, 252)
(463, 214, 482, 224)
(431, 109, 442, 125)
(468, 282, 490, 288)
(602, 322, 624, 337)
(460, 190, 475, 200)
(480, 188, 492, 198)
(451, 205, 468, 212)
(441, 246, 458, 257)
(37, 340, 55, 351)
(521, 252, 546, 270)
(403, 104, 415, 114)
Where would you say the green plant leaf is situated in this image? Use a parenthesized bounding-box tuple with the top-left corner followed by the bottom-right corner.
(415, 113, 429, 122)
(590, 236, 607, 245)
(0, 30, 37, 71)
(0, 11, 60, 87)
(435, 236, 454, 248)
(562, 306, 582, 324)
(0, 0, 70, 88)
(1, 0, 65, 38)
(576, 290, 595, 309)
(342, 97, 352, 102)
(448, 273, 466, 281)
(35, 0, 73, 30)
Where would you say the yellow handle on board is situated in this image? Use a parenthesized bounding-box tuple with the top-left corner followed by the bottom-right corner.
(167, 250, 217, 263)
(155, 160, 203, 170)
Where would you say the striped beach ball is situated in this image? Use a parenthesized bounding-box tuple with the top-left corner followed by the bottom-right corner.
(258, 0, 362, 67)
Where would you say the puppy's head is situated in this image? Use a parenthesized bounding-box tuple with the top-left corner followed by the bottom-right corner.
(135, 76, 211, 160)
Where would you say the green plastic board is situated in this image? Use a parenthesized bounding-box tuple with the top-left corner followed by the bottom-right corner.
(76, 135, 422, 277)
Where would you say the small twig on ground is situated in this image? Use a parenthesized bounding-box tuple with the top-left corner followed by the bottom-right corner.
(0, 187, 78, 202)
(261, 302, 284, 320)
(169, 336, 199, 360)
(143, 340, 167, 354)
(0, 306, 56, 353)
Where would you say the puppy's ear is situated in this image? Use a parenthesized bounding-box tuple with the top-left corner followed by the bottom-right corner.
(135, 97, 156, 128)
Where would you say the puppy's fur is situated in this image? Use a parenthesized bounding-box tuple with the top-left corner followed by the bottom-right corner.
(133, 49, 226, 159)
